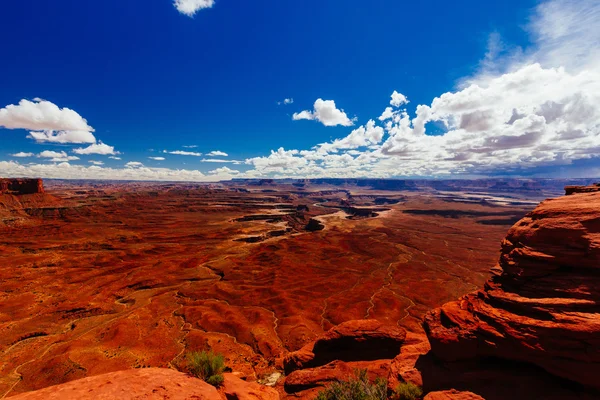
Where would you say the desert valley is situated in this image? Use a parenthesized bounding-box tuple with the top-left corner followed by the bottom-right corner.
(1, 178, 598, 399)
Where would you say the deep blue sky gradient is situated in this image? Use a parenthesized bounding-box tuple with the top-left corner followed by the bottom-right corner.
(0, 0, 538, 169)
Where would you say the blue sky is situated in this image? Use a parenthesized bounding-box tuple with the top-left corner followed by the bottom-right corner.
(0, 0, 599, 181)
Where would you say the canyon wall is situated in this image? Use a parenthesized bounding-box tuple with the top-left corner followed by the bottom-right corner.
(424, 185, 600, 391)
(0, 178, 44, 195)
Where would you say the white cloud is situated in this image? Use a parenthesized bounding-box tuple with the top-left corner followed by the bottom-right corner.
(317, 120, 384, 153)
(10, 152, 33, 158)
(72, 142, 118, 155)
(390, 91, 409, 107)
(174, 0, 214, 16)
(89, 160, 104, 166)
(278, 98, 294, 105)
(109, 156, 122, 160)
(201, 158, 241, 164)
(0, 99, 96, 144)
(293, 99, 355, 127)
(27, 130, 96, 144)
(125, 161, 144, 168)
(0, 160, 227, 182)
(207, 150, 228, 157)
(209, 166, 240, 176)
(149, 157, 166, 161)
(182, 145, 198, 148)
(166, 150, 203, 156)
(37, 150, 80, 162)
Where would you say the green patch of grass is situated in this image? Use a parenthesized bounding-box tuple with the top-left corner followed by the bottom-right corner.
(315, 369, 388, 400)
(186, 351, 225, 387)
(392, 382, 423, 400)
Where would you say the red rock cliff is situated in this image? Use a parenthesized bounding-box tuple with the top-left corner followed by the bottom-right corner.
(0, 178, 44, 195)
(424, 185, 600, 391)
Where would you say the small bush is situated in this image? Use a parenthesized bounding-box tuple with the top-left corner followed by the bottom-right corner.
(315, 369, 388, 400)
(187, 351, 225, 387)
(392, 382, 423, 400)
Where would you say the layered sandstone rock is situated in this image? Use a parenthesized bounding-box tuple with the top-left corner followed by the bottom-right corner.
(284, 319, 406, 374)
(0, 178, 44, 195)
(283, 320, 406, 394)
(424, 186, 600, 390)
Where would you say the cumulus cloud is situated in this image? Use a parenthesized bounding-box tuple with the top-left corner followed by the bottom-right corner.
(390, 91, 409, 107)
(149, 157, 166, 161)
(27, 130, 96, 144)
(72, 142, 118, 155)
(278, 98, 294, 105)
(125, 161, 144, 168)
(209, 166, 240, 176)
(0, 99, 96, 144)
(165, 150, 203, 156)
(11, 152, 33, 158)
(174, 0, 215, 16)
(38, 150, 80, 162)
(207, 150, 228, 157)
(293, 99, 355, 127)
(89, 160, 104, 166)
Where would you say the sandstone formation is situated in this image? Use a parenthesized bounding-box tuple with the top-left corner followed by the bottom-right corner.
(424, 390, 485, 400)
(0, 178, 44, 195)
(8, 368, 220, 400)
(424, 185, 600, 392)
(284, 320, 406, 374)
(221, 373, 279, 400)
(283, 320, 405, 394)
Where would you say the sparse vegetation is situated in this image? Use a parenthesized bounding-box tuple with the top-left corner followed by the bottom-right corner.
(392, 382, 423, 400)
(186, 351, 225, 387)
(315, 369, 388, 400)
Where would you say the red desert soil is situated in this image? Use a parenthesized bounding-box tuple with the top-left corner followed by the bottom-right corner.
(0, 180, 536, 397)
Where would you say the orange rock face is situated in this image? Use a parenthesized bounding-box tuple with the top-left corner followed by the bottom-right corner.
(284, 320, 406, 374)
(0, 178, 44, 195)
(7, 368, 220, 400)
(424, 187, 600, 391)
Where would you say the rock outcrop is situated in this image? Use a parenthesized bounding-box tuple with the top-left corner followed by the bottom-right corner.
(283, 320, 406, 394)
(0, 178, 44, 195)
(284, 320, 406, 374)
(8, 368, 221, 400)
(424, 185, 600, 391)
(221, 373, 279, 400)
(424, 390, 485, 400)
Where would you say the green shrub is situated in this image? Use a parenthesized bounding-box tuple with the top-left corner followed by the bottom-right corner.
(315, 369, 388, 400)
(392, 382, 423, 400)
(187, 351, 225, 387)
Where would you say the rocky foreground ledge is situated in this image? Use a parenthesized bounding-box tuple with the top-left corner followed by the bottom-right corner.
(424, 184, 600, 392)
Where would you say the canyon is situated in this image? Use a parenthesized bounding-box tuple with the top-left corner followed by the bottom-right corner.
(0, 178, 598, 399)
